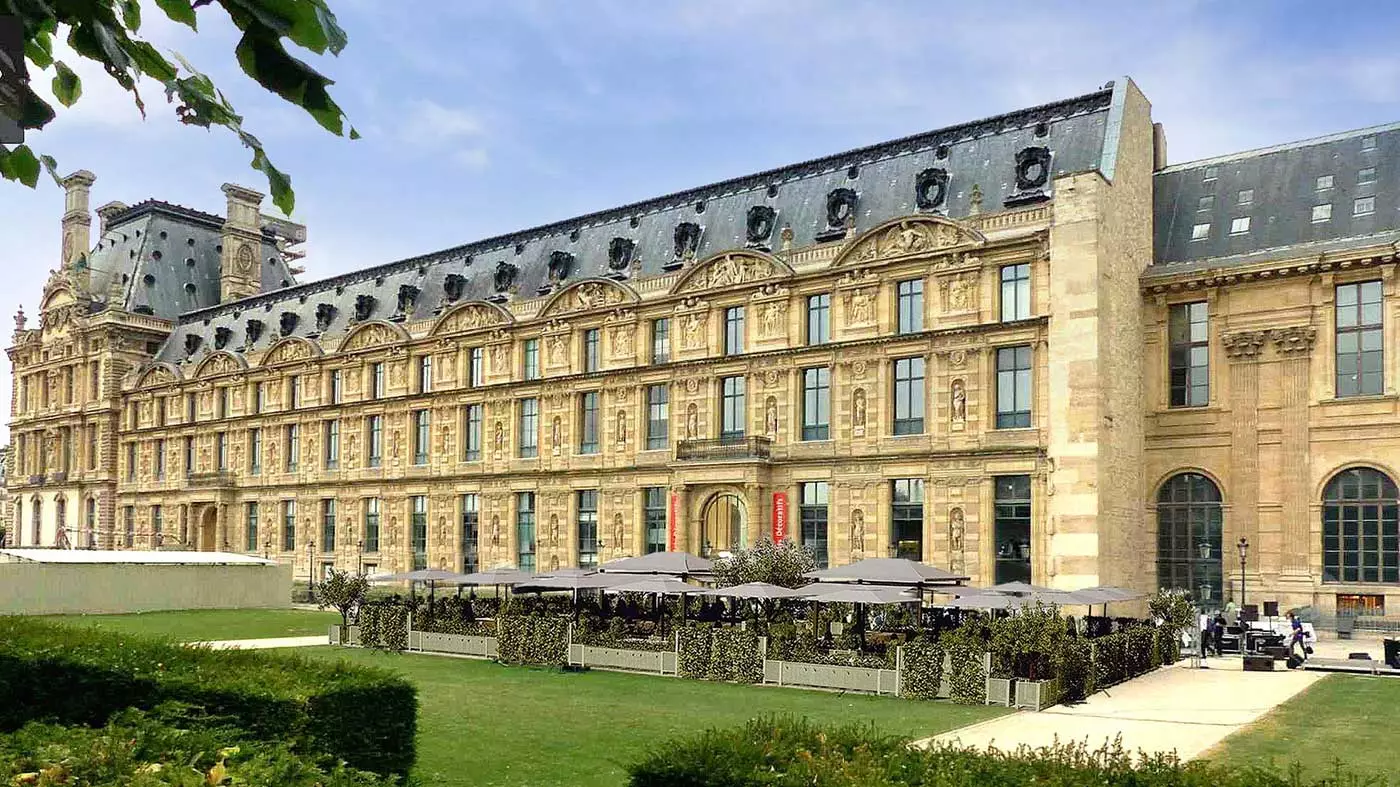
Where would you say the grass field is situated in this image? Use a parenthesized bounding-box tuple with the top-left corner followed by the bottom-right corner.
(1208, 674, 1400, 779)
(294, 647, 1007, 787)
(39, 608, 340, 641)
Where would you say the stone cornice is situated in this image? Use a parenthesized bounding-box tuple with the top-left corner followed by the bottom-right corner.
(1221, 325, 1315, 361)
(1142, 241, 1400, 294)
(1221, 329, 1268, 360)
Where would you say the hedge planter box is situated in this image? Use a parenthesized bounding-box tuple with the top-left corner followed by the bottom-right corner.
(986, 676, 1015, 707)
(1014, 677, 1062, 711)
(763, 660, 901, 696)
(568, 644, 678, 675)
(328, 624, 361, 646)
(415, 631, 499, 659)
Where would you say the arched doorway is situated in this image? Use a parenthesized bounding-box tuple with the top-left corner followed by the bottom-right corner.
(199, 506, 218, 552)
(699, 493, 746, 557)
(1156, 472, 1223, 605)
(1322, 466, 1399, 585)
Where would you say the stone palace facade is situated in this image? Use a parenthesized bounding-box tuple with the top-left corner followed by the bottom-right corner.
(9, 77, 1400, 615)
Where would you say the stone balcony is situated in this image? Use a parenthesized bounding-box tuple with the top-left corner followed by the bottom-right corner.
(675, 436, 772, 463)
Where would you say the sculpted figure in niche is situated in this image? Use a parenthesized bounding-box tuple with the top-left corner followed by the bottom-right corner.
(850, 509, 866, 558)
(493, 420, 505, 453)
(949, 507, 965, 552)
(950, 277, 974, 312)
(951, 379, 967, 424)
(548, 334, 568, 366)
(549, 555, 560, 572)
(611, 325, 633, 356)
(681, 312, 706, 349)
(762, 301, 783, 336)
(550, 513, 560, 546)
(551, 416, 562, 453)
(612, 513, 624, 554)
(615, 410, 627, 446)
(686, 403, 699, 439)
(849, 289, 874, 324)
(853, 388, 867, 431)
(490, 515, 501, 547)
(764, 396, 778, 437)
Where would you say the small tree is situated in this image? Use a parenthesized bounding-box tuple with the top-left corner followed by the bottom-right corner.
(317, 568, 368, 630)
(712, 539, 816, 589)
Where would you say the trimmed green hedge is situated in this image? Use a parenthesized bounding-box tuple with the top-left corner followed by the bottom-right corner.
(0, 706, 396, 786)
(628, 716, 1371, 787)
(0, 618, 416, 777)
(676, 625, 762, 683)
(899, 639, 944, 700)
(495, 614, 568, 667)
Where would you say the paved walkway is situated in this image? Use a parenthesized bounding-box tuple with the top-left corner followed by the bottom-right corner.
(190, 635, 328, 650)
(919, 659, 1323, 761)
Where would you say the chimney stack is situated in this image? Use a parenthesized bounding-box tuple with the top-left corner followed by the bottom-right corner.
(220, 183, 265, 303)
(95, 201, 129, 235)
(60, 170, 96, 268)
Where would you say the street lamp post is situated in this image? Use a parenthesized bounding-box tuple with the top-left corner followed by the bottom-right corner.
(308, 539, 317, 594)
(1237, 536, 1249, 612)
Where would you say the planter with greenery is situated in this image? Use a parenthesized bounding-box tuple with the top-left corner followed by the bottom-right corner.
(495, 614, 569, 667)
(898, 639, 947, 700)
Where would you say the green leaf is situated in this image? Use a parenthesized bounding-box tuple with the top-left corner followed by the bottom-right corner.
(348, 126, 360, 140)
(52, 62, 82, 108)
(121, 0, 143, 31)
(0, 85, 57, 130)
(249, 146, 294, 214)
(153, 0, 199, 30)
(25, 32, 54, 70)
(126, 42, 178, 83)
(0, 146, 43, 188)
(234, 31, 347, 136)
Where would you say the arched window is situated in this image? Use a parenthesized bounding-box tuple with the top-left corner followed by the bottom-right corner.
(1156, 472, 1223, 605)
(701, 494, 746, 557)
(1323, 467, 1399, 584)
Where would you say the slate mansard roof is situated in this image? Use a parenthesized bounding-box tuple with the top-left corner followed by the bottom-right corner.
(1153, 121, 1400, 272)
(85, 200, 296, 319)
(154, 82, 1128, 365)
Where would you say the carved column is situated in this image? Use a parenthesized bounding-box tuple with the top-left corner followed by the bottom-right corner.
(1222, 329, 1267, 601)
(1273, 326, 1316, 578)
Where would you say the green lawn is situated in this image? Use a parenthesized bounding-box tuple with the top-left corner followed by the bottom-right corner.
(1209, 674, 1400, 779)
(39, 608, 340, 641)
(294, 647, 1006, 787)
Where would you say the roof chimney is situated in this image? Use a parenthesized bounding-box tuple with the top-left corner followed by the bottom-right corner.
(60, 170, 96, 267)
(220, 183, 265, 303)
(95, 201, 129, 234)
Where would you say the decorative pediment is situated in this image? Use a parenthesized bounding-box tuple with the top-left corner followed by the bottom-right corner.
(832, 216, 985, 268)
(194, 350, 248, 379)
(669, 250, 793, 295)
(260, 336, 321, 367)
(538, 278, 638, 318)
(337, 320, 409, 353)
(429, 301, 514, 337)
(136, 363, 183, 390)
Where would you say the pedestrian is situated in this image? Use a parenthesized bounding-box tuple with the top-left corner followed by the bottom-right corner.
(1286, 610, 1307, 664)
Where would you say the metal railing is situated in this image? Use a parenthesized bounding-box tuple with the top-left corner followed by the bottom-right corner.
(675, 436, 772, 462)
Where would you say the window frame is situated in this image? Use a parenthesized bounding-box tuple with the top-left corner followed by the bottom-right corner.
(646, 384, 669, 451)
(578, 391, 600, 454)
(806, 293, 830, 345)
(995, 345, 1033, 429)
(719, 375, 746, 442)
(518, 397, 539, 458)
(896, 279, 923, 334)
(1168, 301, 1209, 408)
(892, 356, 925, 436)
(801, 366, 830, 441)
(724, 306, 745, 355)
(1335, 280, 1384, 397)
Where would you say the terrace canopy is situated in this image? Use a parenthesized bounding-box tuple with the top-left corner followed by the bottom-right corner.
(697, 582, 811, 600)
(802, 558, 968, 588)
(605, 577, 708, 595)
(598, 552, 713, 577)
(802, 585, 920, 605)
(366, 568, 476, 600)
(455, 568, 536, 586)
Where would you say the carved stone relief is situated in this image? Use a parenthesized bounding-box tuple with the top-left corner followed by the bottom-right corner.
(951, 378, 967, 430)
(853, 388, 867, 436)
(764, 396, 778, 438)
(939, 273, 980, 313)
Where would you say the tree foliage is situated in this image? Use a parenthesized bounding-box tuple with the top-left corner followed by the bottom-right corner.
(711, 539, 816, 589)
(316, 567, 368, 628)
(1, 0, 358, 213)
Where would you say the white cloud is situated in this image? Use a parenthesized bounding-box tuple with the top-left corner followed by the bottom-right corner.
(450, 147, 490, 169)
(400, 99, 484, 144)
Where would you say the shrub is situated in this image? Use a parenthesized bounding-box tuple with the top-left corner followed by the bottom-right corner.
(676, 625, 714, 679)
(495, 614, 568, 667)
(0, 706, 396, 787)
(1059, 637, 1093, 701)
(0, 618, 416, 777)
(711, 538, 816, 589)
(942, 617, 989, 705)
(709, 628, 763, 683)
(899, 639, 945, 699)
(317, 569, 370, 630)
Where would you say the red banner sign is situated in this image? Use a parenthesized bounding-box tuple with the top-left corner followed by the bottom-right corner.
(772, 492, 790, 544)
(668, 492, 679, 552)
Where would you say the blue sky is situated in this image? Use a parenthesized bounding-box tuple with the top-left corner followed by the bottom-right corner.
(3, 0, 1400, 436)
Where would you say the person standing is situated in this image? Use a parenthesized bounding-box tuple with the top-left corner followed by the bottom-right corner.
(1286, 610, 1307, 665)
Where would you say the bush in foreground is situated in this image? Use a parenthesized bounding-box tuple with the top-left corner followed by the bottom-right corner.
(0, 618, 416, 777)
(627, 717, 1386, 787)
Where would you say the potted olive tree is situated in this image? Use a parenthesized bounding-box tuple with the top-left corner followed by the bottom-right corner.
(318, 568, 369, 646)
(1008, 604, 1069, 711)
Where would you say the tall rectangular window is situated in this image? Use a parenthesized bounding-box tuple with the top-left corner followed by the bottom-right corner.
(651, 318, 670, 364)
(186, 393, 196, 423)
(724, 306, 745, 355)
(461, 494, 479, 574)
(463, 404, 482, 461)
(644, 487, 667, 554)
(217, 387, 229, 419)
(1168, 302, 1209, 407)
(216, 432, 228, 472)
(285, 423, 300, 471)
(891, 479, 924, 560)
(370, 362, 385, 399)
(367, 415, 383, 468)
(324, 420, 340, 469)
(720, 376, 746, 442)
(1337, 280, 1383, 397)
(321, 499, 337, 553)
(418, 355, 433, 394)
(578, 392, 600, 454)
(245, 502, 259, 552)
(520, 341, 537, 381)
(646, 384, 669, 450)
(806, 294, 830, 345)
(364, 498, 381, 552)
(470, 347, 485, 387)
(254, 382, 266, 412)
(801, 367, 830, 441)
(800, 482, 830, 569)
(126, 442, 136, 482)
(282, 500, 296, 551)
(124, 506, 135, 548)
(329, 369, 343, 404)
(994, 475, 1033, 584)
(89, 362, 100, 400)
(892, 357, 925, 435)
(577, 490, 599, 567)
(289, 375, 302, 409)
(995, 346, 1033, 428)
(86, 425, 97, 471)
(413, 410, 430, 465)
(583, 328, 601, 372)
(516, 492, 536, 571)
(897, 279, 923, 334)
(152, 505, 163, 546)
(249, 428, 262, 474)
(1001, 263, 1031, 322)
(518, 398, 539, 458)
(183, 436, 193, 476)
(155, 439, 167, 480)
(411, 496, 427, 571)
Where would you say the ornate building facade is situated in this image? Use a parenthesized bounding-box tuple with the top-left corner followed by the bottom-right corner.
(9, 76, 1400, 614)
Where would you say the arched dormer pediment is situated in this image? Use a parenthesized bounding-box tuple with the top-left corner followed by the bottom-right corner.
(429, 300, 514, 337)
(260, 336, 322, 367)
(538, 278, 639, 319)
(831, 215, 986, 268)
(194, 350, 248, 379)
(669, 250, 793, 296)
(136, 362, 183, 390)
(336, 320, 410, 353)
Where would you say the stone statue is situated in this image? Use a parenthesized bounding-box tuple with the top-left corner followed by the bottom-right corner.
(851, 509, 865, 558)
(949, 507, 965, 552)
(549, 513, 560, 546)
(681, 312, 706, 349)
(762, 302, 783, 336)
(853, 388, 867, 431)
(764, 396, 778, 437)
(615, 410, 627, 446)
(612, 512, 625, 554)
(13, 306, 26, 334)
(548, 334, 568, 366)
(686, 403, 699, 439)
(490, 515, 501, 547)
(849, 288, 874, 324)
(950, 277, 974, 311)
(549, 555, 560, 572)
(611, 325, 633, 356)
(493, 420, 505, 453)
(951, 379, 967, 424)
(551, 416, 562, 454)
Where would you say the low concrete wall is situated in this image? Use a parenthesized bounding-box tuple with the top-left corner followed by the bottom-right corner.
(0, 562, 292, 615)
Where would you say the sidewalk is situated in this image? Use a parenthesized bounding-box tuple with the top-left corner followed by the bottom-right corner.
(918, 660, 1322, 761)
(190, 635, 328, 650)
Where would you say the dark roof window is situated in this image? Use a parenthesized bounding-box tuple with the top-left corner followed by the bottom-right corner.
(1191, 223, 1210, 241)
(1312, 204, 1332, 223)
(1229, 216, 1250, 235)
(1358, 167, 1377, 184)
(1197, 195, 1214, 211)
(1237, 189, 1254, 205)
(1362, 135, 1378, 151)
(1203, 165, 1219, 181)
(1354, 196, 1376, 216)
(1316, 174, 1334, 190)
